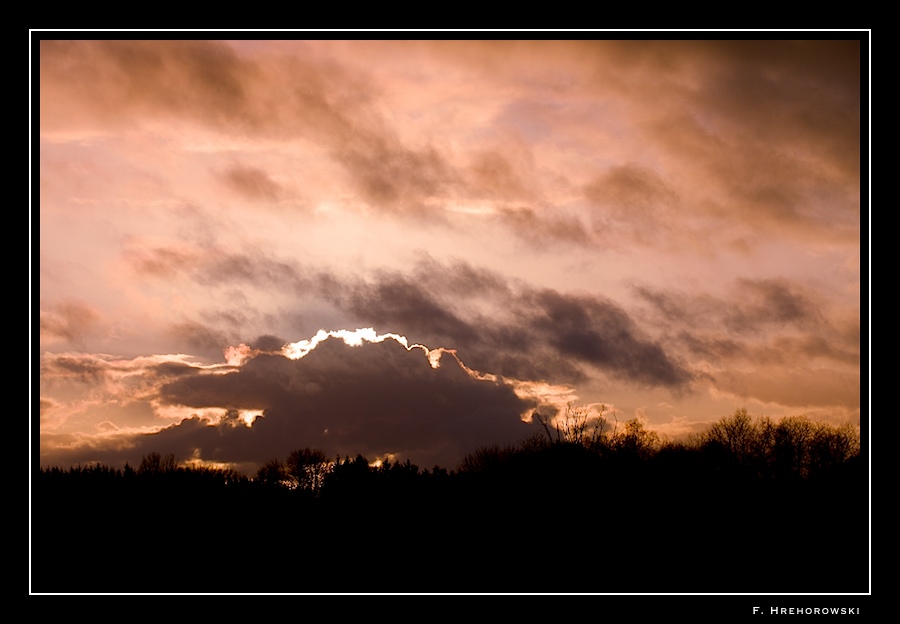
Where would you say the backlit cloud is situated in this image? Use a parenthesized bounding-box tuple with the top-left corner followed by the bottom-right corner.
(40, 332, 550, 471)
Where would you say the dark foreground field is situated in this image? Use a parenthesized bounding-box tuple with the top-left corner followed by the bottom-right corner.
(32, 420, 867, 594)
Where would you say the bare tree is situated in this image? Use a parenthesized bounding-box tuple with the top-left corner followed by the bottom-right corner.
(285, 448, 332, 493)
(137, 452, 178, 476)
(533, 404, 608, 447)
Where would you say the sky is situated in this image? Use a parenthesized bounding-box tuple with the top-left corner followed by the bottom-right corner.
(35, 37, 865, 474)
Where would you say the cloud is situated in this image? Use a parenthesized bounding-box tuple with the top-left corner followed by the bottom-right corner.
(337, 270, 480, 345)
(250, 334, 288, 352)
(518, 288, 693, 388)
(40, 397, 63, 429)
(584, 163, 681, 245)
(217, 164, 282, 201)
(128, 246, 694, 392)
(39, 299, 100, 348)
(465, 149, 536, 201)
(715, 367, 861, 411)
(40, 41, 254, 132)
(41, 335, 541, 471)
(167, 321, 234, 361)
(40, 39, 860, 251)
(638, 41, 859, 242)
(114, 235, 858, 418)
(636, 278, 844, 342)
(496, 207, 593, 246)
(723, 278, 818, 332)
(633, 277, 860, 413)
(122, 244, 200, 278)
(40, 40, 468, 222)
(331, 260, 694, 389)
(41, 353, 112, 386)
(338, 140, 458, 217)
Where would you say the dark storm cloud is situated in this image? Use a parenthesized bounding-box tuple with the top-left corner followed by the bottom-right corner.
(519, 289, 693, 387)
(250, 334, 287, 352)
(153, 248, 694, 390)
(327, 260, 693, 389)
(153, 336, 537, 469)
(336, 270, 480, 346)
(156, 354, 298, 410)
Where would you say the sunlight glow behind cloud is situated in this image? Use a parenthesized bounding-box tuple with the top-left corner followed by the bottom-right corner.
(277, 327, 577, 423)
(282, 327, 427, 361)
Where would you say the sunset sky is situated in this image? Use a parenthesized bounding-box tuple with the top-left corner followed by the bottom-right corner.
(35, 38, 865, 474)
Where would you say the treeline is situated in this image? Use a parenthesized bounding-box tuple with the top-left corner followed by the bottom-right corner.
(38, 409, 861, 491)
(32, 409, 866, 594)
(456, 407, 861, 484)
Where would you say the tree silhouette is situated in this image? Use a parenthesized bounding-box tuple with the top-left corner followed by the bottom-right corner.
(137, 452, 178, 476)
(701, 408, 756, 459)
(285, 447, 331, 493)
(608, 417, 659, 458)
(254, 458, 286, 488)
(533, 404, 608, 447)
